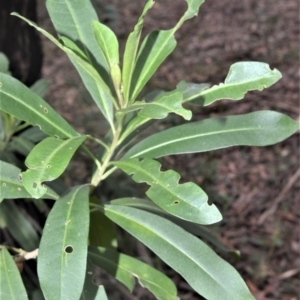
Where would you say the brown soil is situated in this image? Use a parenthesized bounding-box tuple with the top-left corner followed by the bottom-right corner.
(36, 0, 299, 299)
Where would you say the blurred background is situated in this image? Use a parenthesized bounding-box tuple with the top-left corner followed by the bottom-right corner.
(1, 0, 299, 299)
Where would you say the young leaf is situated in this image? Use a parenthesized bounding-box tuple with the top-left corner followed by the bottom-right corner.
(92, 21, 119, 69)
(0, 248, 28, 300)
(104, 205, 255, 300)
(38, 185, 90, 300)
(11, 13, 116, 129)
(129, 0, 205, 101)
(124, 111, 300, 158)
(89, 246, 178, 300)
(22, 136, 86, 198)
(0, 160, 58, 200)
(0, 73, 79, 139)
(184, 62, 282, 106)
(113, 158, 222, 225)
(0, 200, 40, 251)
(122, 0, 155, 103)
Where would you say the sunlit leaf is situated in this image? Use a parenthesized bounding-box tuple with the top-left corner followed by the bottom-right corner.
(89, 247, 178, 300)
(38, 185, 90, 300)
(113, 158, 222, 224)
(22, 136, 86, 198)
(185, 62, 282, 106)
(0, 160, 58, 200)
(122, 0, 154, 103)
(0, 73, 78, 139)
(124, 111, 300, 158)
(0, 248, 28, 300)
(104, 205, 255, 300)
(130, 0, 205, 101)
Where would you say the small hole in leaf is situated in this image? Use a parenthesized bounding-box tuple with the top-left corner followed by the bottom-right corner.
(17, 188, 21, 191)
(44, 108, 48, 113)
(32, 182, 38, 189)
(2, 183, 6, 187)
(173, 201, 179, 205)
(18, 174, 22, 181)
(54, 135, 59, 139)
(47, 165, 51, 168)
(65, 246, 73, 254)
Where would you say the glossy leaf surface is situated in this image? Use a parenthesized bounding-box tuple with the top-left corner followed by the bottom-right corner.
(89, 247, 178, 300)
(130, 0, 205, 101)
(38, 185, 90, 300)
(0, 200, 40, 251)
(0, 248, 28, 300)
(12, 13, 115, 129)
(0, 73, 78, 139)
(125, 111, 299, 158)
(114, 158, 222, 224)
(104, 205, 255, 300)
(22, 136, 86, 198)
(122, 0, 154, 103)
(0, 160, 58, 200)
(186, 62, 282, 106)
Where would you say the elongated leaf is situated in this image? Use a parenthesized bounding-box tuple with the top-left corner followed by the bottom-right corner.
(139, 90, 191, 120)
(122, 0, 154, 103)
(92, 21, 119, 68)
(0, 200, 39, 251)
(185, 62, 282, 105)
(0, 73, 78, 139)
(22, 136, 86, 198)
(113, 158, 221, 224)
(177, 80, 210, 102)
(89, 247, 178, 300)
(80, 259, 108, 300)
(111, 198, 238, 256)
(0, 248, 28, 300)
(38, 185, 90, 300)
(0, 160, 58, 200)
(12, 13, 115, 129)
(125, 111, 300, 158)
(104, 205, 255, 300)
(130, 0, 205, 101)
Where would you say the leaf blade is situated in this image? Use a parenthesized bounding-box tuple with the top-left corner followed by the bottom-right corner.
(104, 205, 255, 300)
(124, 111, 300, 158)
(38, 185, 90, 300)
(113, 158, 222, 225)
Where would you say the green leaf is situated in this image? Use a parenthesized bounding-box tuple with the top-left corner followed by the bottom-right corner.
(19, 126, 47, 143)
(11, 13, 115, 129)
(176, 80, 210, 102)
(89, 247, 178, 300)
(38, 185, 90, 300)
(0, 72, 78, 139)
(125, 111, 300, 158)
(30, 79, 49, 98)
(89, 196, 118, 249)
(122, 0, 154, 103)
(186, 62, 282, 105)
(0, 52, 11, 75)
(111, 198, 239, 256)
(0, 160, 58, 200)
(0, 247, 28, 300)
(7, 137, 35, 156)
(129, 0, 205, 101)
(80, 259, 108, 300)
(104, 205, 255, 300)
(113, 158, 222, 224)
(22, 136, 86, 198)
(0, 200, 40, 251)
(92, 21, 119, 68)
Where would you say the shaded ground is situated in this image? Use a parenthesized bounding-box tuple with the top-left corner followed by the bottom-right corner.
(36, 0, 299, 299)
